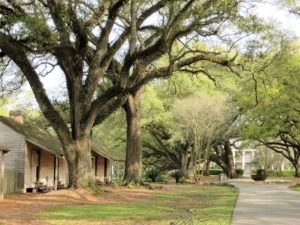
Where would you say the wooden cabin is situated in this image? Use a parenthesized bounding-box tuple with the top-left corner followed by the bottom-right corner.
(0, 111, 123, 193)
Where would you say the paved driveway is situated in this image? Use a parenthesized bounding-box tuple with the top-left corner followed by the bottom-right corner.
(231, 184, 300, 225)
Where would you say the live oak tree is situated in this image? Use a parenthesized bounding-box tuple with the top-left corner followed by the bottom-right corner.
(0, 0, 260, 187)
(238, 45, 300, 177)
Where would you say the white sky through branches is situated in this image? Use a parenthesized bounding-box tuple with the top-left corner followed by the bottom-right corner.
(7, 2, 300, 110)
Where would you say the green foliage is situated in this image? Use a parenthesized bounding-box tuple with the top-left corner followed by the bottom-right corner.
(145, 168, 163, 183)
(267, 170, 295, 177)
(178, 177, 188, 184)
(156, 175, 168, 183)
(171, 170, 185, 183)
(256, 169, 266, 176)
(235, 169, 244, 177)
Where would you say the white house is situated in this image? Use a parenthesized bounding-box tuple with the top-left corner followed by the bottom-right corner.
(232, 140, 287, 175)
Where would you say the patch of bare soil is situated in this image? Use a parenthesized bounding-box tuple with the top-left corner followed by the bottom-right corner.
(0, 184, 201, 225)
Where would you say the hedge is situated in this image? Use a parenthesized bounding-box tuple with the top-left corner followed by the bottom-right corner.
(197, 169, 223, 175)
(268, 170, 295, 177)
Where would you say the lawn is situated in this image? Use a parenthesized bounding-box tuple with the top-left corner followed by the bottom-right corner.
(42, 185, 238, 225)
(289, 182, 300, 192)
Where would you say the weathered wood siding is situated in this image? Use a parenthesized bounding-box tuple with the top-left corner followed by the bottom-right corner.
(24, 142, 39, 189)
(39, 150, 55, 186)
(0, 122, 25, 192)
(95, 155, 112, 181)
(96, 155, 105, 181)
(4, 169, 16, 193)
(58, 157, 67, 186)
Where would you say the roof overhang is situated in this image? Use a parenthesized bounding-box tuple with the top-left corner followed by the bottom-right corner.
(26, 139, 62, 156)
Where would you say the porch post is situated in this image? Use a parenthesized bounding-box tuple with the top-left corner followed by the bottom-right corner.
(54, 156, 59, 191)
(111, 160, 114, 182)
(0, 149, 9, 200)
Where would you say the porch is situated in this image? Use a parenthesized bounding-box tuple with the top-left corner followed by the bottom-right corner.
(24, 141, 67, 192)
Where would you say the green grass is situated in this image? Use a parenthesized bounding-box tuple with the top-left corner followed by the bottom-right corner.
(42, 186, 238, 225)
(289, 182, 300, 192)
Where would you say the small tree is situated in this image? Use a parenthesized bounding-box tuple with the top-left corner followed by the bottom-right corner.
(172, 93, 235, 182)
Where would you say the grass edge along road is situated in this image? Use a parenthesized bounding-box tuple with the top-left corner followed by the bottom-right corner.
(42, 184, 238, 225)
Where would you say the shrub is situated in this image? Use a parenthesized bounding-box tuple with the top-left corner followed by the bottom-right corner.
(146, 168, 162, 183)
(267, 170, 295, 177)
(171, 170, 185, 183)
(235, 169, 244, 177)
(197, 169, 223, 175)
(156, 175, 168, 183)
(256, 169, 266, 175)
(209, 169, 223, 175)
(178, 177, 188, 184)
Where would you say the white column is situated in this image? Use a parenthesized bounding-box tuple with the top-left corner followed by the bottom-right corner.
(242, 151, 246, 170)
(233, 150, 236, 165)
(281, 161, 285, 171)
(0, 150, 4, 200)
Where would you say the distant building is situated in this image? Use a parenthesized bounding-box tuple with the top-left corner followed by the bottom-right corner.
(232, 140, 287, 175)
(232, 142, 256, 175)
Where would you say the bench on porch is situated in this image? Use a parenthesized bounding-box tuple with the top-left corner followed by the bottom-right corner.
(33, 180, 65, 193)
(95, 177, 112, 186)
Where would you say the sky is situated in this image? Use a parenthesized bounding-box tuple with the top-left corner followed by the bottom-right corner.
(256, 2, 300, 38)
(6, 1, 300, 109)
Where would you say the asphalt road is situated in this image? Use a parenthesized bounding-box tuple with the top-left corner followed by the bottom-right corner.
(231, 183, 300, 225)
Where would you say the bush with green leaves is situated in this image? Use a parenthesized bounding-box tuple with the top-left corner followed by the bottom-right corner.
(268, 170, 295, 177)
(178, 177, 188, 184)
(197, 169, 223, 175)
(156, 175, 168, 183)
(235, 169, 244, 177)
(145, 168, 162, 183)
(171, 170, 185, 183)
(256, 169, 266, 175)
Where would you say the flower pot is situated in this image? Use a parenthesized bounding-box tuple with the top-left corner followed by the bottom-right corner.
(251, 174, 268, 181)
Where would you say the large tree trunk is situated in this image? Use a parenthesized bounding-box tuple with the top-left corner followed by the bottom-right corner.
(64, 136, 93, 188)
(204, 160, 211, 176)
(181, 152, 189, 178)
(294, 163, 300, 177)
(123, 91, 142, 184)
(224, 140, 237, 178)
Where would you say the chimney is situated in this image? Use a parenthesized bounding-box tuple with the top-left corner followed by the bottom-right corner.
(9, 110, 24, 124)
